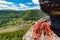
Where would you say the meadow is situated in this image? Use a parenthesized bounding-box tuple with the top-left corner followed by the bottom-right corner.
(0, 10, 46, 40)
(0, 29, 28, 40)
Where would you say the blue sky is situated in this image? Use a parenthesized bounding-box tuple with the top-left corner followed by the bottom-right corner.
(0, 0, 40, 10)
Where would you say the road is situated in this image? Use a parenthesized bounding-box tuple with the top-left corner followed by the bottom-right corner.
(0, 26, 29, 33)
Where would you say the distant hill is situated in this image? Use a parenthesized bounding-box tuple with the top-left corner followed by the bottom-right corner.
(0, 10, 46, 27)
(0, 10, 46, 19)
(0, 10, 24, 18)
(22, 10, 46, 20)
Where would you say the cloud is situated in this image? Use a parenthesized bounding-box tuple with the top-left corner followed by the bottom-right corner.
(32, 0, 39, 5)
(19, 3, 28, 8)
(9, 5, 19, 10)
(27, 2, 32, 5)
(0, 0, 40, 10)
(19, 3, 40, 10)
(0, 0, 13, 4)
(0, 0, 19, 10)
(29, 6, 40, 10)
(0, 4, 19, 10)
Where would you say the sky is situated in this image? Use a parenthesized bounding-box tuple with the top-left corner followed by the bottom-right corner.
(0, 0, 40, 10)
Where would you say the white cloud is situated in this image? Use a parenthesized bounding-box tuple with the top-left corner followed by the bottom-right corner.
(0, 4, 8, 7)
(19, 3, 29, 9)
(0, 4, 19, 10)
(19, 3, 40, 10)
(27, 2, 32, 5)
(32, 0, 39, 5)
(9, 5, 19, 10)
(0, 0, 40, 10)
(19, 3, 27, 7)
(29, 6, 40, 10)
(0, 0, 13, 4)
(0, 0, 19, 10)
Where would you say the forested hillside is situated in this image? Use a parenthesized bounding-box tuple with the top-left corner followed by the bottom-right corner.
(0, 10, 46, 40)
(0, 10, 46, 28)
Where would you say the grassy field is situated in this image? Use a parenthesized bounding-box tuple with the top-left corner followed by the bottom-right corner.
(0, 20, 32, 40)
(0, 10, 46, 28)
(0, 29, 28, 40)
(0, 10, 46, 40)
